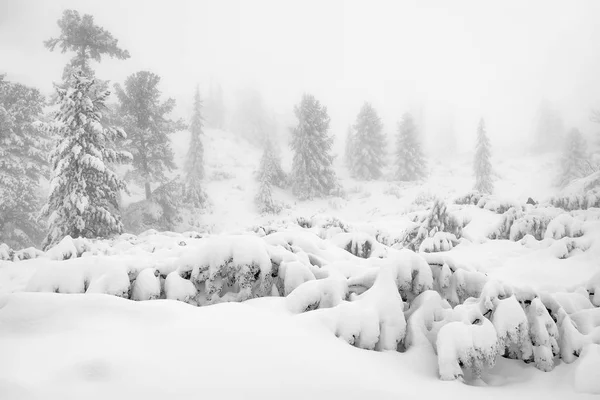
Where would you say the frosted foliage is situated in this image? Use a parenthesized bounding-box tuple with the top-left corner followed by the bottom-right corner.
(42, 71, 131, 249)
(492, 296, 532, 360)
(395, 112, 426, 181)
(0, 76, 48, 248)
(473, 119, 493, 194)
(406, 199, 462, 252)
(349, 102, 387, 180)
(114, 71, 183, 198)
(300, 265, 406, 351)
(290, 94, 337, 200)
(436, 317, 498, 381)
(255, 138, 285, 214)
(184, 86, 207, 208)
(525, 298, 559, 371)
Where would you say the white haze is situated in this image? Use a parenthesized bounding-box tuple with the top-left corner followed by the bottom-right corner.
(2, 0, 600, 154)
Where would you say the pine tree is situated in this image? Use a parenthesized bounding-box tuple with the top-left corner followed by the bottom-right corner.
(184, 86, 207, 208)
(474, 118, 493, 194)
(395, 112, 427, 181)
(344, 125, 355, 170)
(255, 137, 284, 214)
(114, 71, 185, 200)
(257, 137, 287, 188)
(42, 71, 131, 249)
(350, 102, 386, 180)
(558, 128, 588, 188)
(45, 9, 130, 80)
(0, 76, 49, 248)
(290, 94, 337, 200)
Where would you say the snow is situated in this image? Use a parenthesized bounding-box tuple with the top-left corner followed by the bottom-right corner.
(2, 129, 600, 398)
(574, 344, 600, 394)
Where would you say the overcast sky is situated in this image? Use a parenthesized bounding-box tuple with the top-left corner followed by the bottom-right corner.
(1, 0, 600, 153)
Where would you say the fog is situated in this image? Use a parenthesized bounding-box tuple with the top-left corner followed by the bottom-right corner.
(2, 0, 600, 154)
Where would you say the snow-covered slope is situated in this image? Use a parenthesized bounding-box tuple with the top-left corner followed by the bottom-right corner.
(2, 128, 599, 399)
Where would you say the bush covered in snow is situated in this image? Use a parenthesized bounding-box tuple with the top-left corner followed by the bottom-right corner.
(404, 199, 462, 252)
(3, 219, 600, 387)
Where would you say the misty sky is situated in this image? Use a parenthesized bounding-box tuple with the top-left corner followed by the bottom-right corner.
(1, 0, 600, 153)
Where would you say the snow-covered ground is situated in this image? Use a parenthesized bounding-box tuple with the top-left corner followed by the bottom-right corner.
(1, 128, 600, 399)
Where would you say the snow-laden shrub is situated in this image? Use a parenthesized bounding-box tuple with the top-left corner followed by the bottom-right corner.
(299, 264, 406, 351)
(26, 259, 131, 296)
(425, 255, 489, 306)
(276, 260, 315, 296)
(404, 199, 462, 252)
(12, 247, 45, 261)
(165, 270, 198, 304)
(544, 213, 584, 239)
(524, 297, 560, 371)
(548, 168, 600, 211)
(436, 307, 498, 381)
(347, 249, 433, 302)
(488, 207, 523, 240)
(477, 195, 523, 214)
(404, 290, 452, 348)
(285, 272, 348, 313)
(454, 191, 484, 206)
(558, 307, 600, 365)
(491, 295, 532, 360)
(178, 235, 278, 305)
(510, 214, 553, 241)
(330, 232, 387, 259)
(419, 231, 459, 253)
(131, 268, 161, 301)
(586, 271, 600, 306)
(0, 243, 13, 261)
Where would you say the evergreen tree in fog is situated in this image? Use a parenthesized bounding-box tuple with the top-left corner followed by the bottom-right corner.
(558, 128, 588, 188)
(255, 137, 284, 214)
(395, 112, 427, 181)
(290, 94, 337, 200)
(184, 86, 208, 208)
(114, 71, 185, 200)
(473, 118, 494, 194)
(42, 72, 131, 249)
(0, 76, 49, 248)
(344, 125, 355, 170)
(350, 102, 386, 180)
(45, 9, 130, 80)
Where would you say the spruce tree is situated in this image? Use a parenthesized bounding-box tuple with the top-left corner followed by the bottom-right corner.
(344, 125, 355, 170)
(45, 9, 130, 80)
(0, 76, 49, 248)
(558, 128, 588, 188)
(395, 112, 427, 181)
(42, 71, 131, 249)
(184, 86, 207, 208)
(257, 136, 287, 188)
(290, 94, 337, 200)
(255, 137, 285, 214)
(351, 102, 386, 180)
(473, 118, 493, 194)
(114, 71, 185, 200)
